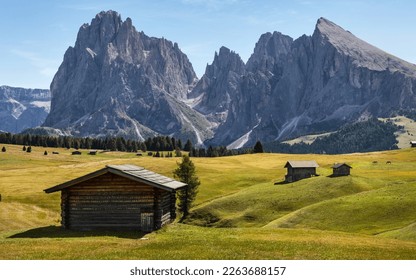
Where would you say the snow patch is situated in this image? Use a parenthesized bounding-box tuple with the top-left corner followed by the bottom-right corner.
(86, 48, 97, 58)
(143, 50, 150, 59)
(183, 94, 203, 108)
(131, 120, 145, 141)
(180, 112, 204, 146)
(227, 118, 262, 149)
(276, 116, 302, 140)
(30, 101, 51, 113)
(8, 99, 26, 119)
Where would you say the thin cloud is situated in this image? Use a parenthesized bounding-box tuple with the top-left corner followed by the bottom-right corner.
(11, 49, 59, 78)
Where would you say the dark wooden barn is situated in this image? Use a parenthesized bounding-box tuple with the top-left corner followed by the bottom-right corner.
(44, 164, 186, 232)
(332, 163, 352, 176)
(284, 160, 319, 183)
(411, 141, 416, 148)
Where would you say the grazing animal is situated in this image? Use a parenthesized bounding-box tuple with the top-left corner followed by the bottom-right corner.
(386, 161, 392, 164)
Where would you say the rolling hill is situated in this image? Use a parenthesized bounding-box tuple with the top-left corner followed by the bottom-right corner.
(1, 144, 416, 259)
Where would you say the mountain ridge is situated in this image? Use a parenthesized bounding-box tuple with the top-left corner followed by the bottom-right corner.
(190, 17, 416, 147)
(43, 10, 212, 144)
(0, 85, 51, 133)
(3, 12, 415, 149)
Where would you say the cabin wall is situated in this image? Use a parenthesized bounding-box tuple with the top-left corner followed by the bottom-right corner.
(63, 173, 174, 231)
(285, 167, 317, 182)
(333, 166, 351, 176)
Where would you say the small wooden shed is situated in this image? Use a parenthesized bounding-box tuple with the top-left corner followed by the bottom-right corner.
(410, 141, 416, 148)
(332, 163, 352, 177)
(44, 164, 186, 232)
(284, 160, 319, 183)
(72, 150, 81, 155)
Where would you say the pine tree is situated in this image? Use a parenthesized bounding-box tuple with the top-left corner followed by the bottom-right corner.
(173, 155, 200, 221)
(183, 139, 192, 152)
(253, 141, 264, 153)
(44, 150, 48, 156)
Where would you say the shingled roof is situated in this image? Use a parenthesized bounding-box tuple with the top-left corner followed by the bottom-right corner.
(44, 164, 187, 193)
(284, 160, 319, 168)
(332, 163, 352, 169)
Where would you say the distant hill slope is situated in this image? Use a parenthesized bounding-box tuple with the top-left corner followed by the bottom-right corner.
(184, 150, 416, 240)
(0, 86, 50, 133)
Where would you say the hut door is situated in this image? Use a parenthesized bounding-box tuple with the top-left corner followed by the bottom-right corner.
(140, 213, 154, 232)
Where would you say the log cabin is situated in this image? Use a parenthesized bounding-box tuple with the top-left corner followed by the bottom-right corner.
(284, 160, 319, 183)
(44, 164, 186, 232)
(332, 163, 352, 177)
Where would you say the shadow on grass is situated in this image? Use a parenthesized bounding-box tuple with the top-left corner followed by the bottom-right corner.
(274, 180, 289, 185)
(8, 226, 146, 239)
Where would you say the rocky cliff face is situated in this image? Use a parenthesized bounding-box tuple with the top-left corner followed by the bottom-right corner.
(43, 11, 212, 143)
(40, 12, 416, 148)
(192, 17, 416, 147)
(0, 86, 50, 133)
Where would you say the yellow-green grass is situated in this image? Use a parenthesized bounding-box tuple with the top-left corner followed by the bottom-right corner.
(265, 183, 416, 234)
(380, 222, 416, 241)
(186, 175, 381, 227)
(0, 202, 59, 232)
(2, 144, 416, 259)
(2, 224, 416, 260)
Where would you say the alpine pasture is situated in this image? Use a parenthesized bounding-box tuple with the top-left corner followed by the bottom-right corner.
(1, 144, 416, 259)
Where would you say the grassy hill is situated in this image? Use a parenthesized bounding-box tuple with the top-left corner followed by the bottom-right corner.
(1, 144, 416, 259)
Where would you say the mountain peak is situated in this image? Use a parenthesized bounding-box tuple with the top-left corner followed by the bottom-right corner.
(44, 10, 205, 143)
(90, 10, 123, 32)
(313, 17, 416, 75)
(212, 46, 244, 70)
(315, 17, 349, 38)
(93, 10, 122, 23)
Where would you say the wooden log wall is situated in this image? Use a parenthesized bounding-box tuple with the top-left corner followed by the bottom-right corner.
(61, 172, 174, 231)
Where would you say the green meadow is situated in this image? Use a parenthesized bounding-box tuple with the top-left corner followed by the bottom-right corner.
(1, 144, 416, 259)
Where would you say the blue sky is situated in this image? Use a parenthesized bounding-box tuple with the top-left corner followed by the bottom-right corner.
(1, 0, 415, 89)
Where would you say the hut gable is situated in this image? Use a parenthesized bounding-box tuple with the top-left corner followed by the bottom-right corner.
(332, 163, 352, 177)
(284, 160, 319, 183)
(44, 164, 186, 232)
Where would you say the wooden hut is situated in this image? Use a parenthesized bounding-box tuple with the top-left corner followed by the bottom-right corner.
(88, 150, 97, 155)
(44, 164, 186, 232)
(284, 160, 319, 183)
(332, 163, 352, 177)
(411, 141, 416, 147)
(72, 150, 81, 155)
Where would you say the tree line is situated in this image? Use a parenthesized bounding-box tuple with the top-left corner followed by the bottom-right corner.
(0, 131, 265, 156)
(0, 133, 187, 153)
(264, 118, 400, 154)
(5, 119, 398, 156)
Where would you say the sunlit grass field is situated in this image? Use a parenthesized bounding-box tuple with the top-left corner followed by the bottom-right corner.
(1, 144, 416, 259)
